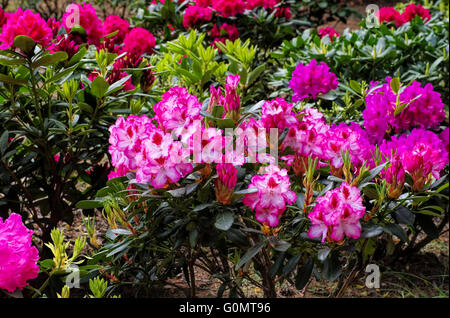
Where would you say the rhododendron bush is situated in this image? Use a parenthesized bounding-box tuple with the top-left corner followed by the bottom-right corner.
(0, 1, 448, 299)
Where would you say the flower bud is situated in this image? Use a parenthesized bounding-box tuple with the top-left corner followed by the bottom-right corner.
(385, 156, 405, 199)
(215, 163, 237, 204)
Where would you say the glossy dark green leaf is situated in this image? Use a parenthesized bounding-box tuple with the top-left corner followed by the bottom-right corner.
(282, 253, 302, 276)
(31, 51, 68, 68)
(13, 35, 36, 54)
(383, 223, 407, 242)
(235, 240, 265, 270)
(322, 250, 341, 282)
(76, 200, 103, 209)
(215, 211, 234, 231)
(360, 223, 384, 238)
(295, 257, 314, 290)
(392, 206, 415, 226)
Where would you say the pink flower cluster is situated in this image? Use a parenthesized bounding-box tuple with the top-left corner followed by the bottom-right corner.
(0, 8, 53, 50)
(183, 5, 213, 29)
(279, 105, 374, 174)
(122, 27, 156, 56)
(363, 77, 445, 144)
(324, 122, 374, 170)
(289, 59, 339, 102)
(246, 0, 278, 10)
(380, 128, 448, 192)
(0, 213, 40, 293)
(308, 183, 366, 242)
(153, 86, 203, 136)
(61, 3, 104, 46)
(318, 27, 340, 42)
(243, 165, 297, 227)
(1, 4, 155, 61)
(108, 114, 193, 188)
(0, 7, 6, 28)
(260, 98, 298, 134)
(377, 7, 403, 26)
(210, 23, 240, 47)
(103, 15, 130, 44)
(282, 107, 329, 160)
(378, 4, 431, 26)
(212, 0, 246, 18)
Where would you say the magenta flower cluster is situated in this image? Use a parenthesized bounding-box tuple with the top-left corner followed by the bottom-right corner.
(363, 77, 445, 144)
(289, 59, 339, 102)
(0, 8, 53, 49)
(378, 3, 431, 26)
(183, 5, 213, 29)
(0, 213, 40, 293)
(380, 128, 449, 191)
(179, 0, 291, 47)
(318, 27, 340, 42)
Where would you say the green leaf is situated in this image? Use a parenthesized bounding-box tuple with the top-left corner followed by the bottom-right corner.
(193, 203, 215, 212)
(68, 47, 87, 66)
(317, 248, 330, 262)
(226, 228, 250, 247)
(31, 51, 68, 68)
(106, 240, 131, 258)
(0, 57, 27, 66)
(269, 252, 286, 278)
(383, 223, 407, 242)
(0, 74, 27, 86)
(211, 105, 224, 119)
(76, 200, 103, 209)
(39, 259, 55, 271)
(91, 76, 110, 98)
(105, 229, 132, 240)
(105, 74, 132, 96)
(390, 77, 401, 94)
(235, 240, 265, 270)
(70, 25, 87, 37)
(215, 118, 235, 129)
(13, 35, 36, 54)
(215, 212, 234, 231)
(234, 187, 258, 195)
(349, 80, 361, 93)
(392, 206, 415, 226)
(45, 63, 79, 84)
(295, 257, 314, 290)
(189, 228, 199, 247)
(0, 131, 8, 155)
(360, 223, 384, 238)
(322, 250, 341, 282)
(282, 253, 302, 276)
(415, 214, 439, 239)
(271, 238, 291, 252)
(77, 102, 93, 114)
(358, 162, 388, 187)
(247, 63, 265, 86)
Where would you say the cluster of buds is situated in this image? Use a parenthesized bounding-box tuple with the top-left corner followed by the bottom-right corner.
(224, 74, 241, 123)
(215, 163, 237, 204)
(384, 155, 405, 199)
